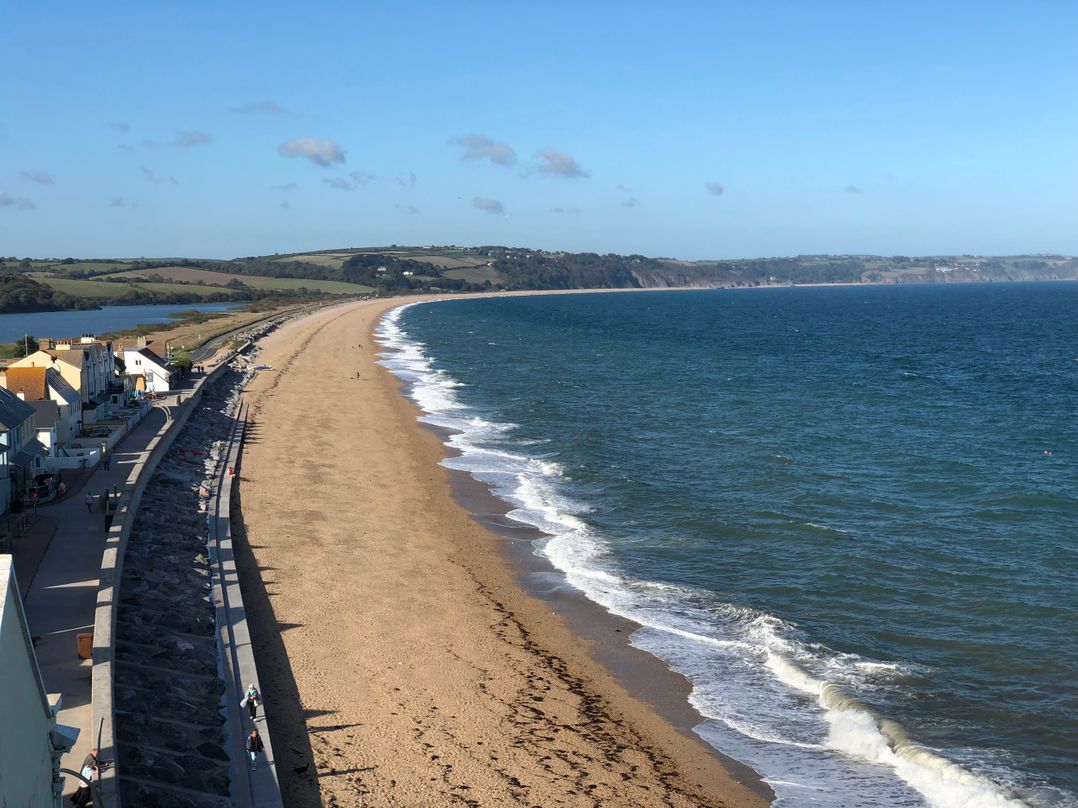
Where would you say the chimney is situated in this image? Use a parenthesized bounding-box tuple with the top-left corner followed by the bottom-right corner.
(137, 336, 149, 348)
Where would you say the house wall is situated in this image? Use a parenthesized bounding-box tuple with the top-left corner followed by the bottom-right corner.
(50, 399, 82, 444)
(0, 471, 11, 511)
(55, 402, 80, 446)
(37, 427, 57, 456)
(54, 343, 107, 403)
(0, 557, 62, 807)
(125, 355, 172, 393)
(12, 352, 87, 404)
(149, 365, 172, 393)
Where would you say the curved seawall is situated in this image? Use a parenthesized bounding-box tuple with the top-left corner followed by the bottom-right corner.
(91, 347, 283, 806)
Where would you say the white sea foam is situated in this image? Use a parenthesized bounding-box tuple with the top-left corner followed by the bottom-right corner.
(375, 304, 1046, 808)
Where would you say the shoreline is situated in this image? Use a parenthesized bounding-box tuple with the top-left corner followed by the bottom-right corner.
(235, 293, 770, 807)
(436, 433, 770, 796)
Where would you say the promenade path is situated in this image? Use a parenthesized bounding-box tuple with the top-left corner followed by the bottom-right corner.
(22, 387, 190, 799)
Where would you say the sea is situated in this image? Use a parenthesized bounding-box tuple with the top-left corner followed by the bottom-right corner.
(376, 283, 1076, 808)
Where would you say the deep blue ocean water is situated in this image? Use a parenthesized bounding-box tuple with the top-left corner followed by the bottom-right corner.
(377, 284, 1077, 808)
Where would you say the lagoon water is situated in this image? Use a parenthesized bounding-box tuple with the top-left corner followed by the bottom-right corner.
(378, 284, 1076, 808)
(0, 302, 241, 344)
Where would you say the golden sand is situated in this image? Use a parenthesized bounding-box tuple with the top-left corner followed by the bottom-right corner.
(234, 297, 769, 807)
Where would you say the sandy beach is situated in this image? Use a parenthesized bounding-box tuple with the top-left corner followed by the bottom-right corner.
(235, 296, 770, 807)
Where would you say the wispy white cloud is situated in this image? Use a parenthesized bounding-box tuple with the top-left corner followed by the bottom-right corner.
(843, 185, 864, 194)
(173, 130, 212, 148)
(323, 171, 375, 191)
(0, 190, 34, 210)
(450, 134, 516, 166)
(473, 197, 505, 215)
(109, 122, 131, 133)
(278, 137, 346, 167)
(142, 130, 213, 149)
(230, 100, 290, 115)
(271, 183, 299, 191)
(705, 182, 724, 196)
(109, 196, 136, 208)
(21, 170, 53, 185)
(536, 147, 589, 179)
(621, 197, 638, 208)
(396, 204, 419, 215)
(395, 172, 417, 188)
(139, 166, 178, 185)
(617, 184, 632, 192)
(549, 206, 581, 214)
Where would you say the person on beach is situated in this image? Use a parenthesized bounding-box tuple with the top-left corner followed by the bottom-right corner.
(241, 683, 262, 721)
(84, 493, 93, 513)
(246, 729, 264, 770)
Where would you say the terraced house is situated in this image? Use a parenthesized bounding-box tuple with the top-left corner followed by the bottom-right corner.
(10, 336, 118, 425)
(0, 386, 44, 511)
(0, 366, 83, 455)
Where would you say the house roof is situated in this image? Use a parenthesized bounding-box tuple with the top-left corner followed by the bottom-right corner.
(27, 399, 59, 427)
(51, 350, 88, 369)
(4, 367, 48, 401)
(45, 370, 81, 406)
(10, 350, 59, 370)
(11, 438, 48, 467)
(0, 387, 37, 431)
(127, 346, 171, 368)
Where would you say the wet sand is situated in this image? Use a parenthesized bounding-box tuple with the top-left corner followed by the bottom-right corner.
(235, 296, 771, 807)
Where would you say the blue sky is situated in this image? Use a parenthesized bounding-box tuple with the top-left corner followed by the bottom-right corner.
(2, 2, 1076, 260)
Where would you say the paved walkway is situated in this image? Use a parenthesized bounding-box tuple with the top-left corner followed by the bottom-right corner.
(22, 388, 190, 798)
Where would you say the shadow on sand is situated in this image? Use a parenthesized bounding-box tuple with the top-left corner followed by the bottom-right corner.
(231, 475, 322, 808)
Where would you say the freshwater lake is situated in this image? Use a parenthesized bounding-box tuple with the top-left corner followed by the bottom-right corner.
(0, 303, 243, 345)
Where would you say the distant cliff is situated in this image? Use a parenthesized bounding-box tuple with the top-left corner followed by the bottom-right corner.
(630, 255, 1078, 289)
(10, 249, 1077, 301)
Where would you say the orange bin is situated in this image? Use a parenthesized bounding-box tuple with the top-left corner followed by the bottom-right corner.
(76, 632, 93, 659)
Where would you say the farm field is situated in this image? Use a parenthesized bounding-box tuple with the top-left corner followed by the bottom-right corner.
(109, 266, 373, 294)
(277, 247, 491, 270)
(381, 249, 490, 269)
(109, 266, 242, 284)
(443, 266, 503, 284)
(34, 276, 245, 299)
(2, 259, 130, 274)
(272, 252, 356, 267)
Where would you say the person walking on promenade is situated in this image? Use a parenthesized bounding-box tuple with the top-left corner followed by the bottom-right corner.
(241, 683, 263, 721)
(246, 729, 264, 770)
(102, 453, 110, 471)
(84, 493, 93, 513)
(71, 747, 101, 806)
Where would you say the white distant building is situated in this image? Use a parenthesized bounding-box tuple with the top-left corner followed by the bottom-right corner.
(120, 341, 177, 394)
(0, 556, 78, 806)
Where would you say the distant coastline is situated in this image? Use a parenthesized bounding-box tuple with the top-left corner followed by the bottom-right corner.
(5, 249, 1075, 312)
